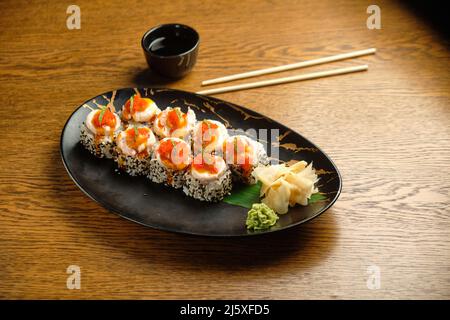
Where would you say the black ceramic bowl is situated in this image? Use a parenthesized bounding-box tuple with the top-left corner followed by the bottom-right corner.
(141, 24, 199, 78)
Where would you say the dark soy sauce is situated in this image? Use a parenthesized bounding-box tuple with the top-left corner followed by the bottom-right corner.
(148, 36, 195, 56)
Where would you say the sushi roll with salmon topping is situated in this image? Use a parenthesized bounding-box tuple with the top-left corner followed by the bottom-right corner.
(120, 93, 160, 127)
(222, 135, 269, 184)
(148, 137, 192, 188)
(153, 107, 196, 142)
(80, 106, 121, 158)
(192, 119, 228, 155)
(114, 126, 157, 176)
(183, 153, 232, 202)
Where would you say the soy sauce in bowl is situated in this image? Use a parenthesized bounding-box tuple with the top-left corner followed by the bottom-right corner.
(148, 36, 196, 56)
(142, 24, 200, 78)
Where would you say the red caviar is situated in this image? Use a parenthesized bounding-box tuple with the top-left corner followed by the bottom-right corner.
(167, 109, 187, 133)
(92, 109, 117, 129)
(122, 95, 154, 120)
(125, 127, 150, 152)
(157, 139, 190, 170)
(223, 137, 254, 172)
(192, 154, 219, 174)
(199, 121, 219, 147)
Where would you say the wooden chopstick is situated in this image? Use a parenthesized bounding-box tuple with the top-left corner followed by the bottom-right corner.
(201, 48, 376, 86)
(196, 65, 368, 95)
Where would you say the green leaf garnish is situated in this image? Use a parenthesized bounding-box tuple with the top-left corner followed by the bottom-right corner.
(203, 119, 211, 130)
(134, 126, 139, 136)
(308, 193, 327, 204)
(129, 95, 135, 113)
(224, 185, 325, 209)
(98, 106, 107, 124)
(175, 107, 183, 121)
(170, 139, 177, 147)
(223, 181, 262, 209)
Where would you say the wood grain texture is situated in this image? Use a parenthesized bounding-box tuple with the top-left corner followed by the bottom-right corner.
(0, 0, 449, 299)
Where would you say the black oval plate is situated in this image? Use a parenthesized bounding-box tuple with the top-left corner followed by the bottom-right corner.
(61, 88, 341, 236)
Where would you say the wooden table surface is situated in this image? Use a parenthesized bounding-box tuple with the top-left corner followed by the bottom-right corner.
(1, 0, 449, 299)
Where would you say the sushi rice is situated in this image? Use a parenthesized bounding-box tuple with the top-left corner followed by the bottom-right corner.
(192, 119, 228, 155)
(183, 153, 232, 202)
(80, 96, 272, 203)
(80, 108, 121, 159)
(114, 126, 157, 176)
(153, 106, 196, 143)
(222, 135, 269, 184)
(147, 137, 192, 189)
(120, 94, 160, 128)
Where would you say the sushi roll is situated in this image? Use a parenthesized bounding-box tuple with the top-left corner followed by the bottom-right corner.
(120, 93, 160, 127)
(114, 126, 157, 176)
(192, 119, 228, 154)
(153, 106, 196, 142)
(183, 153, 232, 202)
(222, 135, 269, 184)
(80, 107, 121, 158)
(148, 137, 192, 188)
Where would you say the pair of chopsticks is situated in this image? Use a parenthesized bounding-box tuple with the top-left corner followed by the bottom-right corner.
(196, 48, 376, 95)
